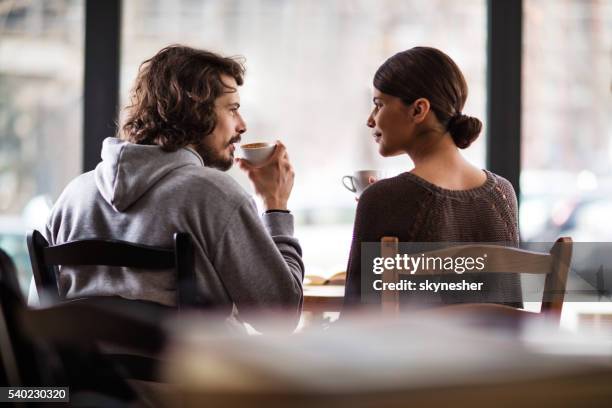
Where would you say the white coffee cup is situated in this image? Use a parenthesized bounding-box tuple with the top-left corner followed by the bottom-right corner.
(342, 170, 387, 197)
(238, 142, 276, 165)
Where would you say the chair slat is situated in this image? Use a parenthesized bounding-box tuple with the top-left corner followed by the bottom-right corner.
(42, 240, 175, 269)
(395, 244, 553, 276)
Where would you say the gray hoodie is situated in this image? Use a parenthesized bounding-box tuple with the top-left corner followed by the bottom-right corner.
(40, 137, 304, 330)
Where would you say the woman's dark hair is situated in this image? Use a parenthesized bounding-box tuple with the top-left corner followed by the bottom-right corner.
(373, 47, 482, 149)
(121, 45, 245, 151)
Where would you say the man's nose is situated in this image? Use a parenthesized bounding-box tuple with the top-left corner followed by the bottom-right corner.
(237, 114, 247, 134)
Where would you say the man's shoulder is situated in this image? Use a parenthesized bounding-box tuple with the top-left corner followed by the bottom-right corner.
(171, 165, 251, 204)
(47, 170, 98, 225)
(57, 170, 98, 200)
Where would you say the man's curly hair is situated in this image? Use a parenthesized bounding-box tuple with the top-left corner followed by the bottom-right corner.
(121, 45, 245, 151)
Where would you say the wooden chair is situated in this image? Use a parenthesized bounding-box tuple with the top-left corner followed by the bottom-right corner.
(20, 297, 169, 385)
(380, 237, 573, 324)
(2, 246, 169, 394)
(27, 230, 197, 308)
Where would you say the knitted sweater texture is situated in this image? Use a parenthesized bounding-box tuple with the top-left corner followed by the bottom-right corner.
(344, 169, 523, 308)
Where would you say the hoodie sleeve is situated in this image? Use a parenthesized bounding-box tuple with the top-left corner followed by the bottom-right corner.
(212, 198, 304, 331)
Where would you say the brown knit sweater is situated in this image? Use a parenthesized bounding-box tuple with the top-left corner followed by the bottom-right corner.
(344, 169, 523, 308)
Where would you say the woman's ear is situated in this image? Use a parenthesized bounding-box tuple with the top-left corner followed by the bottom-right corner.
(412, 98, 430, 123)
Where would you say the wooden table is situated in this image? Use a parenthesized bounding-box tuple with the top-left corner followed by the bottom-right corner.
(164, 310, 612, 408)
(303, 285, 345, 317)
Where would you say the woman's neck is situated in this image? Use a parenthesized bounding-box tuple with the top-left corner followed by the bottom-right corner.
(406, 130, 486, 190)
(408, 130, 461, 169)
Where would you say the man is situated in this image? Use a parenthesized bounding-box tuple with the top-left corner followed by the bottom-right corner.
(34, 45, 304, 331)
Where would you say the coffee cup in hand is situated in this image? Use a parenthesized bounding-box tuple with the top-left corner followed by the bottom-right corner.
(342, 170, 387, 198)
(238, 142, 276, 166)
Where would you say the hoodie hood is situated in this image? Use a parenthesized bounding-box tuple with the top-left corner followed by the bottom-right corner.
(94, 137, 204, 212)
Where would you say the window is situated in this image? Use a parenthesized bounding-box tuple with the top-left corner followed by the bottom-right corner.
(521, 0, 612, 242)
(121, 0, 487, 277)
(522, 0, 612, 326)
(0, 0, 84, 292)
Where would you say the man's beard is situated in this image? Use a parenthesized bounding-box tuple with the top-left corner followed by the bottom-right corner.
(194, 137, 240, 171)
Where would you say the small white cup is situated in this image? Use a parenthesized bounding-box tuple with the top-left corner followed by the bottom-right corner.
(238, 142, 276, 165)
(342, 170, 387, 198)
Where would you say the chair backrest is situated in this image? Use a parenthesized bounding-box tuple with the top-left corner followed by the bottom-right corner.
(27, 230, 196, 308)
(380, 237, 573, 323)
(17, 297, 166, 395)
(2, 247, 170, 393)
(19, 298, 170, 398)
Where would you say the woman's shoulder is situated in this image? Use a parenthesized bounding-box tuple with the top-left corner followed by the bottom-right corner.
(488, 171, 517, 198)
(487, 171, 518, 209)
(490, 171, 515, 189)
(354, 174, 431, 239)
(358, 169, 517, 208)
(357, 173, 430, 208)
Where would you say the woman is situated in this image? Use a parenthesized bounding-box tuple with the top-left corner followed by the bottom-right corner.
(344, 47, 522, 309)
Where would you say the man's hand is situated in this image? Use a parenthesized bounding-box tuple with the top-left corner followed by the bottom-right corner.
(236, 141, 294, 210)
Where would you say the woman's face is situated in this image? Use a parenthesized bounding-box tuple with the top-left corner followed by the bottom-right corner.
(366, 88, 415, 157)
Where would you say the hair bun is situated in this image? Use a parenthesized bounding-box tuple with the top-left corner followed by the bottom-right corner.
(447, 113, 482, 149)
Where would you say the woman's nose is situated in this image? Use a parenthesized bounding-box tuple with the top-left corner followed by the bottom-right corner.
(366, 113, 375, 128)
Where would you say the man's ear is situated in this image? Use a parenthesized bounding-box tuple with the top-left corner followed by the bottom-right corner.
(412, 98, 430, 123)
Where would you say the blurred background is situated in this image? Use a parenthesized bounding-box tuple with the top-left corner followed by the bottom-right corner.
(0, 0, 610, 301)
